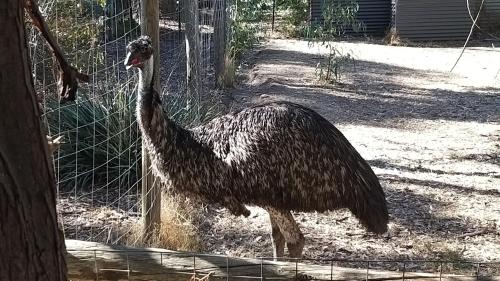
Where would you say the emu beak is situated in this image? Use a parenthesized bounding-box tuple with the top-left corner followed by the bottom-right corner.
(124, 52, 138, 70)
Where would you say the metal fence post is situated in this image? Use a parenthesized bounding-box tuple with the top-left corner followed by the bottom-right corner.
(476, 263, 480, 281)
(439, 261, 443, 281)
(94, 250, 99, 281)
(402, 261, 406, 281)
(365, 261, 370, 281)
(330, 260, 333, 281)
(260, 258, 264, 281)
(295, 259, 298, 279)
(193, 255, 197, 280)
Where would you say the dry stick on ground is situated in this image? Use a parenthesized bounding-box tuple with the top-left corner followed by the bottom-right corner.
(189, 272, 213, 281)
(456, 229, 490, 239)
(450, 0, 485, 72)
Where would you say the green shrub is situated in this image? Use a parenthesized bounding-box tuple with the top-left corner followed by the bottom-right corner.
(46, 89, 140, 192)
(279, 0, 310, 37)
(305, 0, 363, 83)
(229, 20, 259, 59)
(228, 0, 269, 59)
(45, 85, 226, 192)
(43, 0, 105, 70)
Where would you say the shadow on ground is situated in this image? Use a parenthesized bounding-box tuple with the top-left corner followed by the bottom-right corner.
(219, 44, 500, 267)
(233, 48, 500, 128)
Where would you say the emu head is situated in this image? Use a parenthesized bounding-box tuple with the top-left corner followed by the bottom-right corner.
(124, 36, 153, 70)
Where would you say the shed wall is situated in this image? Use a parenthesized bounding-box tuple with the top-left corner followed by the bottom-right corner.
(479, 0, 500, 32)
(396, 0, 472, 41)
(310, 0, 392, 36)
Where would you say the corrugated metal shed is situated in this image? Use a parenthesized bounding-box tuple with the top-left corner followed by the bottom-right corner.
(395, 0, 481, 41)
(310, 0, 392, 36)
(479, 0, 500, 32)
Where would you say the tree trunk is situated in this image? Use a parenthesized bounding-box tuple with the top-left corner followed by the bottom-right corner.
(0, 0, 68, 280)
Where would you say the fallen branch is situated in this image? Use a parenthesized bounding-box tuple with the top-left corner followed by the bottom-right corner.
(190, 272, 213, 281)
(456, 229, 490, 239)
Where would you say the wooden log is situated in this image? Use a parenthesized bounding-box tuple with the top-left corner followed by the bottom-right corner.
(65, 240, 500, 281)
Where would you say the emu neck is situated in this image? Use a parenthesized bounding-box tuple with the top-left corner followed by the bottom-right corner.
(134, 56, 236, 207)
(136, 56, 160, 130)
(137, 56, 155, 106)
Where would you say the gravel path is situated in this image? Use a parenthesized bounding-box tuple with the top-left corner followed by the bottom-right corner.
(199, 39, 500, 265)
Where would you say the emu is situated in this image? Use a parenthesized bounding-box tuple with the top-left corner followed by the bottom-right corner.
(125, 36, 388, 259)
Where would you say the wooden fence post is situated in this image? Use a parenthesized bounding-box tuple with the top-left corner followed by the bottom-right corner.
(184, 0, 202, 107)
(214, 0, 227, 88)
(140, 0, 161, 242)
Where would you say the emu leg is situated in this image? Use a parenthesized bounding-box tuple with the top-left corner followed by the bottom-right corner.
(24, 0, 89, 102)
(267, 211, 285, 260)
(266, 208, 305, 259)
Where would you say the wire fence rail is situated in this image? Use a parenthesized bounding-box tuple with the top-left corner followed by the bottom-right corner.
(66, 240, 500, 281)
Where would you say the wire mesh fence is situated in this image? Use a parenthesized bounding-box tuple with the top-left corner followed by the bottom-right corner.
(30, 0, 141, 243)
(30, 0, 235, 244)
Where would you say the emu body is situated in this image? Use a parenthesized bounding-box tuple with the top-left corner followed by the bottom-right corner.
(126, 36, 388, 258)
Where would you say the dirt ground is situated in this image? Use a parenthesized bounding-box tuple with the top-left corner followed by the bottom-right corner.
(199, 39, 500, 265)
(57, 38, 499, 273)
